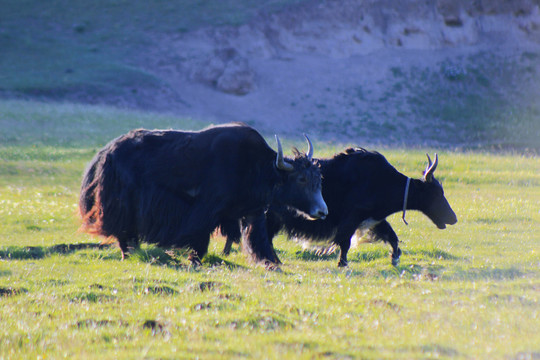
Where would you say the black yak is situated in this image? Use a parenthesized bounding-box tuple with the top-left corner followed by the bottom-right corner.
(79, 123, 328, 264)
(222, 148, 457, 267)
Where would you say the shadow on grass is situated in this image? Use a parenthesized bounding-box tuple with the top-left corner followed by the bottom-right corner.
(292, 249, 338, 262)
(132, 247, 245, 269)
(350, 247, 389, 263)
(203, 254, 245, 269)
(289, 244, 459, 265)
(131, 246, 185, 267)
(291, 246, 388, 263)
(0, 243, 244, 269)
(0, 243, 112, 260)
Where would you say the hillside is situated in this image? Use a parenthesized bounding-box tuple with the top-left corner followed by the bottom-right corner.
(1, 0, 540, 150)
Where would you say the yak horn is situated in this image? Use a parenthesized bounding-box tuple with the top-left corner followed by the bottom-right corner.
(304, 134, 314, 160)
(424, 153, 438, 182)
(275, 135, 294, 172)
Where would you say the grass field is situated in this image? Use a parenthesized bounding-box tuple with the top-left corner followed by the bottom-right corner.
(1, 100, 539, 359)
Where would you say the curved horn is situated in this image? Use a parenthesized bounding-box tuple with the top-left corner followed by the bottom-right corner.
(275, 135, 294, 172)
(304, 134, 314, 160)
(426, 153, 432, 168)
(424, 153, 438, 182)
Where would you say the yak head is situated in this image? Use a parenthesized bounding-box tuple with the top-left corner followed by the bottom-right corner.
(274, 135, 328, 220)
(414, 154, 457, 229)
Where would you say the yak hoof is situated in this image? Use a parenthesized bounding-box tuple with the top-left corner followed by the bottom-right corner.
(391, 248, 402, 267)
(263, 261, 281, 272)
(120, 249, 130, 261)
(188, 253, 203, 267)
(337, 260, 348, 267)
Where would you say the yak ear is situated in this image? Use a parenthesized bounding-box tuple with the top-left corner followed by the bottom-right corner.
(423, 153, 438, 182)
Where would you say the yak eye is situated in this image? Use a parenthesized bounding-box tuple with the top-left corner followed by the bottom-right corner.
(298, 175, 308, 184)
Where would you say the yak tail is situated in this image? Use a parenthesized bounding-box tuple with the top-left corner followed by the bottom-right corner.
(78, 178, 106, 236)
(78, 155, 107, 237)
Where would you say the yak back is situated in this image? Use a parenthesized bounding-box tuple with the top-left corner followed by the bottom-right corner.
(113, 124, 277, 200)
(320, 148, 404, 216)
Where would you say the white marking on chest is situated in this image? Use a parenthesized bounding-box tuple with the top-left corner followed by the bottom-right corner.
(293, 218, 381, 250)
(359, 218, 380, 230)
(292, 231, 338, 254)
(352, 218, 381, 247)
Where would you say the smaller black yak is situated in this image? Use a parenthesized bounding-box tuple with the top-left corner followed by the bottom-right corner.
(79, 123, 328, 264)
(222, 148, 457, 267)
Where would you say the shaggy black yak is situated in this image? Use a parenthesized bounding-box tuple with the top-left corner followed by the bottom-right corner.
(79, 123, 328, 264)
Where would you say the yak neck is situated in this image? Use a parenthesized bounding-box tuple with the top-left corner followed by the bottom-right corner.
(402, 177, 426, 212)
(371, 172, 411, 220)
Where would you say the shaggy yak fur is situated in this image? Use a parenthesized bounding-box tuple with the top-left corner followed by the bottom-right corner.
(222, 148, 457, 267)
(79, 123, 327, 264)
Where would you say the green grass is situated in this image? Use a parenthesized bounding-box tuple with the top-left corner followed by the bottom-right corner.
(0, 100, 205, 147)
(1, 100, 539, 359)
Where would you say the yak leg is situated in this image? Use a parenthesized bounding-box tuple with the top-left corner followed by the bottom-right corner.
(220, 219, 241, 255)
(336, 235, 351, 267)
(371, 220, 401, 266)
(186, 232, 211, 266)
(242, 211, 278, 266)
(117, 233, 138, 260)
(222, 239, 234, 256)
(175, 203, 219, 265)
(264, 211, 283, 264)
(119, 240, 129, 261)
(334, 221, 359, 267)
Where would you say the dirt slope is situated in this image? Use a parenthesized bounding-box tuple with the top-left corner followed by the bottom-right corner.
(139, 0, 540, 149)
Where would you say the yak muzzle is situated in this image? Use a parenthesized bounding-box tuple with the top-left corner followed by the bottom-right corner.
(309, 196, 329, 220)
(312, 209, 328, 220)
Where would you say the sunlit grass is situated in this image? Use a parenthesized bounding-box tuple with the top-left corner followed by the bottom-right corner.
(0, 100, 539, 359)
